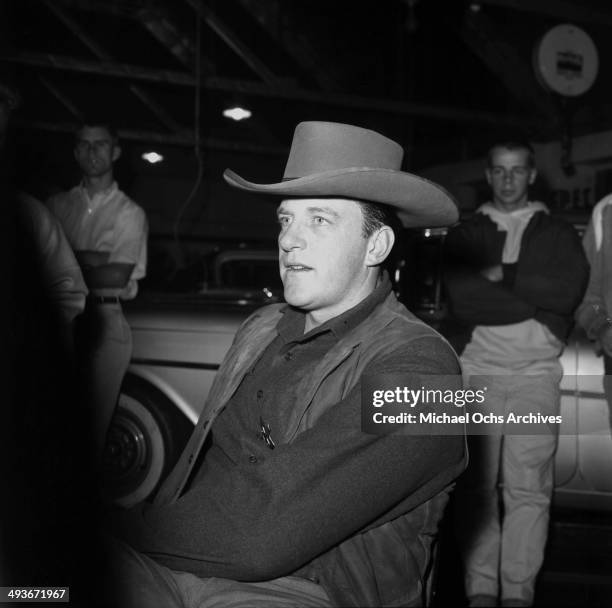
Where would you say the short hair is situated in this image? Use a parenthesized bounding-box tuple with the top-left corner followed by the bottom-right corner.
(487, 141, 535, 169)
(75, 118, 119, 144)
(357, 200, 398, 238)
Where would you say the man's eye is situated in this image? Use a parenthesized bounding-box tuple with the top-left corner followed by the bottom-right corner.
(313, 216, 328, 225)
(277, 216, 291, 226)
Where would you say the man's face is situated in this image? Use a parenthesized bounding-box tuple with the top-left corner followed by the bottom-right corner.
(485, 147, 536, 212)
(277, 198, 374, 322)
(74, 126, 120, 178)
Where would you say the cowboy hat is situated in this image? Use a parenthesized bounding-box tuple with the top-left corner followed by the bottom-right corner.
(223, 121, 458, 227)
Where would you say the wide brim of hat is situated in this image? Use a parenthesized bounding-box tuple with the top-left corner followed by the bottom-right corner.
(223, 167, 458, 227)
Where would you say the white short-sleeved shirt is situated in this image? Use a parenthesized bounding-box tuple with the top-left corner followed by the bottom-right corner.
(47, 182, 148, 299)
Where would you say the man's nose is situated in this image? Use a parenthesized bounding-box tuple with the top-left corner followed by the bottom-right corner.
(278, 222, 306, 251)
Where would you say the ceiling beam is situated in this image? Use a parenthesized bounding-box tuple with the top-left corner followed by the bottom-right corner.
(16, 120, 286, 155)
(43, 0, 184, 133)
(1, 50, 541, 128)
(53, 0, 216, 74)
(184, 0, 279, 85)
(237, 0, 341, 91)
(476, 0, 612, 28)
(136, 7, 197, 70)
(132, 4, 280, 146)
(459, 10, 559, 128)
(37, 76, 84, 121)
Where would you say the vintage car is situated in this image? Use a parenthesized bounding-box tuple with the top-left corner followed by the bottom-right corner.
(103, 240, 612, 512)
(102, 249, 281, 506)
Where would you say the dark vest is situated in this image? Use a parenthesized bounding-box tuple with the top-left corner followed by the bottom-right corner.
(156, 291, 464, 607)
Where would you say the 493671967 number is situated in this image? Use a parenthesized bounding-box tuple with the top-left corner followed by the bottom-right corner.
(0, 587, 69, 602)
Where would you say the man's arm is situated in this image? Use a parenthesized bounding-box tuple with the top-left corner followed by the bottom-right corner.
(74, 250, 134, 290)
(513, 221, 589, 316)
(444, 223, 536, 325)
(111, 336, 465, 581)
(576, 214, 609, 336)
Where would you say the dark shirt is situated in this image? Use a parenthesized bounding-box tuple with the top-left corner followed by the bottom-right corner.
(115, 278, 463, 581)
(191, 270, 391, 484)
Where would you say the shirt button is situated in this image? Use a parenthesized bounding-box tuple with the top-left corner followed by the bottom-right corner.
(256, 389, 264, 400)
(248, 455, 258, 464)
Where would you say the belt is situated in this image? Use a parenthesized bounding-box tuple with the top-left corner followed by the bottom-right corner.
(88, 295, 121, 305)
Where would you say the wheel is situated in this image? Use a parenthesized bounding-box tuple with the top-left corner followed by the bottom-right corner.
(101, 377, 193, 508)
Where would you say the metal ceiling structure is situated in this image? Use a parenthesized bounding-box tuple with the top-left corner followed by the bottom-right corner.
(2, 0, 612, 171)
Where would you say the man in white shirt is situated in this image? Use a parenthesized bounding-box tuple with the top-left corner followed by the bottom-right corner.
(47, 121, 148, 457)
(444, 141, 588, 607)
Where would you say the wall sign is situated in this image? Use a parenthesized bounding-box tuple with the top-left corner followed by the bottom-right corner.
(533, 24, 599, 97)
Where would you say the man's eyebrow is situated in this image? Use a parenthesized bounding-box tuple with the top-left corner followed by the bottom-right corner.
(306, 206, 340, 218)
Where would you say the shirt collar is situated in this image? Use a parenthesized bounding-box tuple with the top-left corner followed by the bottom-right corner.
(277, 271, 393, 344)
(79, 180, 118, 202)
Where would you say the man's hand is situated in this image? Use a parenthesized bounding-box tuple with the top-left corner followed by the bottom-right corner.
(600, 324, 612, 357)
(480, 264, 503, 282)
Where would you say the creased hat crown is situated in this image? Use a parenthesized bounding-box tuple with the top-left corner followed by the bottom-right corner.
(283, 122, 404, 178)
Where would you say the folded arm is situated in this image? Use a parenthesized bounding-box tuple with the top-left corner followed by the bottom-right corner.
(444, 225, 535, 325)
(75, 250, 134, 290)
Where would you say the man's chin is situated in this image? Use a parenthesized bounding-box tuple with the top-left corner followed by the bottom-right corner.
(283, 288, 314, 310)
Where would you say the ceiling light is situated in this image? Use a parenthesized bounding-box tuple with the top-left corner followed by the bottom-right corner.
(142, 151, 164, 164)
(223, 106, 252, 121)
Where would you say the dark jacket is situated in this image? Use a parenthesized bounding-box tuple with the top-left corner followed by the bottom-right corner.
(443, 210, 589, 354)
(154, 290, 466, 607)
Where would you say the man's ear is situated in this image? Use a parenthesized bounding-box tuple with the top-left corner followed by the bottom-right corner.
(485, 169, 492, 187)
(528, 168, 537, 185)
(112, 145, 122, 162)
(365, 226, 395, 267)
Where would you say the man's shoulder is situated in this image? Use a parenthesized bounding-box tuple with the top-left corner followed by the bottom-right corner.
(591, 194, 612, 215)
(362, 292, 452, 349)
(529, 207, 579, 238)
(447, 212, 495, 239)
(114, 189, 145, 217)
(590, 195, 612, 230)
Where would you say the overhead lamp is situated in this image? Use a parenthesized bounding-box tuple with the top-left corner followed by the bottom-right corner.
(223, 106, 252, 121)
(142, 151, 164, 164)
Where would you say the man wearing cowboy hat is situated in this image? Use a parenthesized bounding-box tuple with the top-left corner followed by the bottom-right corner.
(107, 122, 465, 608)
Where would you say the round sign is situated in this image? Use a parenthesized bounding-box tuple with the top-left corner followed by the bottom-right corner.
(533, 24, 598, 96)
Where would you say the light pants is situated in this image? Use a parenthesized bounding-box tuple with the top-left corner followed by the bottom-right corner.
(83, 302, 132, 456)
(455, 372, 561, 605)
(104, 538, 332, 608)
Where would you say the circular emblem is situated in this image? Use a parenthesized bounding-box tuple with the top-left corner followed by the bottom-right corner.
(533, 24, 599, 96)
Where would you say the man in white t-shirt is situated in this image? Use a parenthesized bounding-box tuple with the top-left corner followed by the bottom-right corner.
(47, 121, 148, 456)
(444, 141, 588, 607)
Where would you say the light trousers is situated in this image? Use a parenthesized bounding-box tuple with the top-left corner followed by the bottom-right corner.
(103, 537, 332, 608)
(82, 303, 132, 456)
(455, 372, 561, 604)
